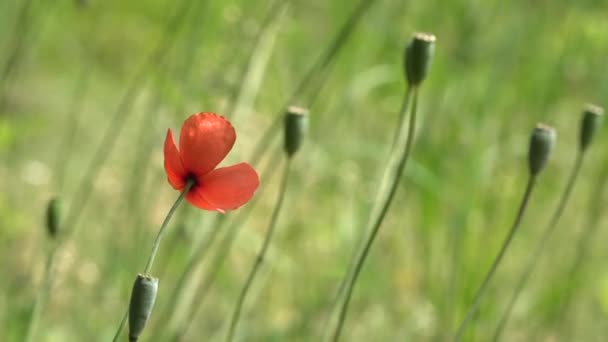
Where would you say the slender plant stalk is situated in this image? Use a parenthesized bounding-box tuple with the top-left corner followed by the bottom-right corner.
(492, 152, 584, 341)
(329, 87, 420, 342)
(321, 86, 411, 339)
(58, 0, 194, 243)
(23, 245, 57, 342)
(54, 65, 92, 190)
(148, 4, 286, 333)
(111, 180, 194, 342)
(225, 159, 291, 342)
(25, 17, 100, 342)
(0, 0, 34, 109)
(248, 0, 377, 167)
(224, 0, 287, 121)
(435, 209, 468, 342)
(453, 175, 538, 341)
(146, 215, 224, 337)
(165, 149, 282, 342)
(143, 182, 194, 275)
(552, 160, 608, 332)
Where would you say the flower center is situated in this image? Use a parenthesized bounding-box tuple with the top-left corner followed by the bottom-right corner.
(185, 174, 198, 189)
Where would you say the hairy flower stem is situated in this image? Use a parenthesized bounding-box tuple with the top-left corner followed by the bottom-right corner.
(492, 152, 584, 341)
(111, 180, 194, 342)
(329, 87, 419, 342)
(225, 159, 291, 342)
(23, 245, 57, 342)
(453, 176, 538, 341)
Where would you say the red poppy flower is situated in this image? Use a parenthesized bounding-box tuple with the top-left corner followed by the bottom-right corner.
(164, 112, 259, 213)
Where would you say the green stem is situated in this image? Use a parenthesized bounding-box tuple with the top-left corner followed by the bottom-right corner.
(23, 244, 57, 342)
(321, 86, 411, 340)
(552, 158, 608, 334)
(170, 150, 282, 341)
(111, 180, 194, 342)
(147, 215, 224, 339)
(59, 0, 194, 244)
(248, 0, 376, 168)
(329, 87, 420, 342)
(0, 0, 34, 109)
(453, 175, 538, 341)
(143, 180, 194, 275)
(492, 152, 584, 341)
(225, 159, 291, 342)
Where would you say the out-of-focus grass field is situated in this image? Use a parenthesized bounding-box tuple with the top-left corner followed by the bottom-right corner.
(2, 0, 608, 340)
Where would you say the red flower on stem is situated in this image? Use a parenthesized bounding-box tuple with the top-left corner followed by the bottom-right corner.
(164, 112, 259, 213)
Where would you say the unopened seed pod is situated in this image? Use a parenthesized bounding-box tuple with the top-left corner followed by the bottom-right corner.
(45, 197, 62, 238)
(284, 106, 309, 157)
(128, 274, 159, 341)
(528, 123, 556, 176)
(404, 32, 436, 87)
(580, 104, 603, 152)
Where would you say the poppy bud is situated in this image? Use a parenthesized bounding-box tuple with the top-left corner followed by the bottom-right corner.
(284, 106, 309, 157)
(128, 274, 159, 341)
(528, 123, 556, 176)
(404, 32, 436, 87)
(45, 197, 62, 238)
(580, 104, 603, 152)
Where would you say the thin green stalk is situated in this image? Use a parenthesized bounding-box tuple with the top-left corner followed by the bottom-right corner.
(111, 180, 194, 342)
(54, 64, 91, 191)
(166, 149, 282, 342)
(492, 152, 584, 341)
(435, 209, 468, 342)
(225, 159, 291, 342)
(147, 1, 285, 326)
(146, 215, 224, 338)
(329, 87, 420, 342)
(59, 0, 195, 243)
(0, 0, 34, 109)
(224, 0, 287, 121)
(453, 175, 538, 341)
(249, 0, 377, 167)
(143, 181, 194, 275)
(321, 86, 411, 339)
(23, 245, 57, 342)
(552, 160, 608, 332)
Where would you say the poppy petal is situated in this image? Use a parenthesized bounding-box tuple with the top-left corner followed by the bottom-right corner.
(179, 113, 236, 176)
(164, 129, 186, 190)
(185, 188, 222, 212)
(198, 163, 259, 211)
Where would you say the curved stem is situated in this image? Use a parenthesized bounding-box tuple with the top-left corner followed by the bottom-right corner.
(552, 157, 608, 334)
(329, 86, 419, 342)
(321, 86, 411, 340)
(59, 0, 195, 244)
(143, 180, 194, 275)
(225, 159, 291, 342)
(248, 0, 377, 167)
(453, 175, 537, 341)
(165, 149, 282, 342)
(492, 152, 583, 341)
(147, 215, 223, 336)
(111, 180, 194, 342)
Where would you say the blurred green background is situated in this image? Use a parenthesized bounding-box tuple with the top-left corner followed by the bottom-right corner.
(2, 0, 608, 341)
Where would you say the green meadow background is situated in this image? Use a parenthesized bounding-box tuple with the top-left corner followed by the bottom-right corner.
(2, 0, 608, 340)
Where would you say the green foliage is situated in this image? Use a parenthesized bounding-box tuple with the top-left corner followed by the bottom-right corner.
(1, 0, 608, 341)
